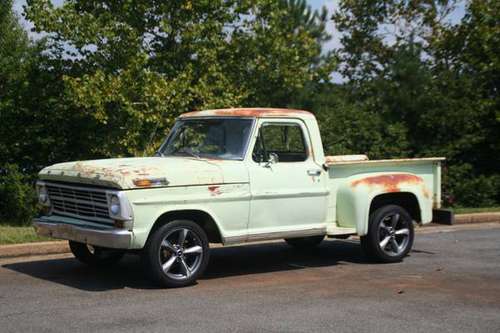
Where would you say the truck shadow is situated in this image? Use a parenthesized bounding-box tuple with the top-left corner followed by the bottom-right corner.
(3, 239, 369, 292)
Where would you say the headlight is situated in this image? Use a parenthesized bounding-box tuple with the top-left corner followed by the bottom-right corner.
(36, 182, 50, 207)
(110, 195, 121, 215)
(107, 191, 133, 222)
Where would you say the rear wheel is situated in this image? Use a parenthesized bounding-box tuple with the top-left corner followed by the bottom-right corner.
(142, 220, 210, 288)
(69, 241, 125, 267)
(360, 205, 414, 263)
(285, 235, 324, 249)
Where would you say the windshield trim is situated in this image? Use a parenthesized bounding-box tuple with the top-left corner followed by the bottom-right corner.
(157, 117, 256, 161)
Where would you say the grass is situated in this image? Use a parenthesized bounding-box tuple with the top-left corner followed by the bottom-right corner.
(0, 225, 53, 245)
(453, 207, 500, 214)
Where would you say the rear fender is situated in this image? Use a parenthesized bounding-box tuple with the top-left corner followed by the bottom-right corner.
(336, 172, 431, 236)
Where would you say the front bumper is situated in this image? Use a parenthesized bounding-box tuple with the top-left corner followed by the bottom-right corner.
(33, 218, 132, 249)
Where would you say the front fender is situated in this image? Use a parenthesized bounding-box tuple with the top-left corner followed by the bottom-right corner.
(336, 173, 431, 236)
(123, 183, 250, 248)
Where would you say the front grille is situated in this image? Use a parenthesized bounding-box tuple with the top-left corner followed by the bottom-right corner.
(46, 182, 113, 224)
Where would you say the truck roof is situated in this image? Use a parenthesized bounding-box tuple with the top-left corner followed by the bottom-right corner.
(179, 108, 315, 119)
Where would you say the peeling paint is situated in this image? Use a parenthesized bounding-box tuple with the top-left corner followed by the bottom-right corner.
(351, 174, 424, 193)
(208, 185, 222, 196)
(422, 186, 431, 199)
(180, 108, 314, 119)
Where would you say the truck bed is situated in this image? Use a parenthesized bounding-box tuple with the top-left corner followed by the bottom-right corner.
(324, 156, 445, 233)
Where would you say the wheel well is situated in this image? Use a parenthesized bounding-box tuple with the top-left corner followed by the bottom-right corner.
(369, 192, 421, 222)
(149, 210, 223, 243)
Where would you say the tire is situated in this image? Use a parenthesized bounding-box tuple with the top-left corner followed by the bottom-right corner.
(360, 205, 414, 263)
(69, 240, 125, 267)
(285, 235, 324, 249)
(142, 220, 210, 288)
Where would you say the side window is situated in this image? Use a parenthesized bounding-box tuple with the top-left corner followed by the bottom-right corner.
(252, 123, 307, 163)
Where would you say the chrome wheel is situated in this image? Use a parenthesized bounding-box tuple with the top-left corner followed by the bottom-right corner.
(378, 213, 411, 256)
(158, 227, 204, 281)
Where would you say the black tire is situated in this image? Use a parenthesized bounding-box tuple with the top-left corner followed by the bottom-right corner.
(360, 205, 414, 263)
(285, 235, 324, 249)
(69, 240, 125, 267)
(142, 220, 210, 288)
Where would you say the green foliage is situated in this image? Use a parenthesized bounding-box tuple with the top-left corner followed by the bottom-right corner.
(0, 165, 38, 226)
(0, 0, 498, 226)
(23, 0, 335, 156)
(319, 0, 500, 207)
(291, 84, 410, 157)
(444, 164, 500, 207)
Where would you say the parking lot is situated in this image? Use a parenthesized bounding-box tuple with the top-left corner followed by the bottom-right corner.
(1, 223, 499, 332)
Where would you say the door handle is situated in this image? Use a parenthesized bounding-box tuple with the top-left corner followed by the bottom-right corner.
(307, 169, 321, 176)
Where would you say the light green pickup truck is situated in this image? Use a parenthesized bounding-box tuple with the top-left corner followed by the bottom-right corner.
(34, 108, 447, 287)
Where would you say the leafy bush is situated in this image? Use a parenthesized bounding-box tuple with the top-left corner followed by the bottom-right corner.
(443, 163, 500, 208)
(0, 164, 38, 225)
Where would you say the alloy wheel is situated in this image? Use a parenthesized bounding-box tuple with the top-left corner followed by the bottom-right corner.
(377, 213, 411, 256)
(158, 227, 204, 280)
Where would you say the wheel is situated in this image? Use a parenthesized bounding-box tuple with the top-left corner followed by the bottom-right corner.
(69, 240, 125, 267)
(360, 205, 414, 263)
(142, 220, 210, 288)
(285, 235, 324, 249)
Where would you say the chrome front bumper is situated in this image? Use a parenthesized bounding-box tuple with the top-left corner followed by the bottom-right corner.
(33, 218, 132, 249)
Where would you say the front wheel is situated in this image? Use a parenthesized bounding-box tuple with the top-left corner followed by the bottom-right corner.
(69, 241, 125, 267)
(142, 220, 210, 288)
(360, 205, 414, 263)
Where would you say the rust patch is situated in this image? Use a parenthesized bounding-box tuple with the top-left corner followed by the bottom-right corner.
(422, 186, 431, 199)
(208, 185, 222, 196)
(131, 167, 155, 176)
(180, 108, 313, 118)
(351, 174, 423, 193)
(71, 162, 125, 183)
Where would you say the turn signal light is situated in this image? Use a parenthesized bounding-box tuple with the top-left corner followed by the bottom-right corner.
(133, 177, 168, 188)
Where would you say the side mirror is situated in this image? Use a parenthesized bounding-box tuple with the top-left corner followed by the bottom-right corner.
(265, 153, 279, 167)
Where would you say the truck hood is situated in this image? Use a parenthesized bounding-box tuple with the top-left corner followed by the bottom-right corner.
(39, 157, 246, 189)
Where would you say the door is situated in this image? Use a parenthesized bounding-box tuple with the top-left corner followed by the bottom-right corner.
(246, 118, 328, 237)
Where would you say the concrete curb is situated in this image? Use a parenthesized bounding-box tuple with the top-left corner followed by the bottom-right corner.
(454, 212, 500, 224)
(0, 241, 69, 259)
(1, 212, 500, 259)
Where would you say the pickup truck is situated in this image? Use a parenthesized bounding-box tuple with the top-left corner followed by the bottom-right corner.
(34, 108, 446, 287)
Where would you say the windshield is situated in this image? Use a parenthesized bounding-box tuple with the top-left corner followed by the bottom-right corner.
(159, 118, 254, 160)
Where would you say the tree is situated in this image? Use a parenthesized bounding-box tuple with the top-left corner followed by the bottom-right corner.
(434, 0, 500, 175)
(24, 0, 335, 156)
(0, 0, 34, 165)
(326, 0, 500, 206)
(333, 0, 458, 83)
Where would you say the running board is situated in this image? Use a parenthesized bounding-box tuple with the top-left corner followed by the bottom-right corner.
(326, 225, 356, 236)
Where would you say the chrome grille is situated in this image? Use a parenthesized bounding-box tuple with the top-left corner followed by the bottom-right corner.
(46, 182, 112, 224)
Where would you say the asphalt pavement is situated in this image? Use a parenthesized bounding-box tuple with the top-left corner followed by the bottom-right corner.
(1, 223, 499, 333)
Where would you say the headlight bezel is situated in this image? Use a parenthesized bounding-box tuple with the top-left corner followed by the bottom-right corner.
(106, 191, 133, 221)
(36, 181, 51, 207)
